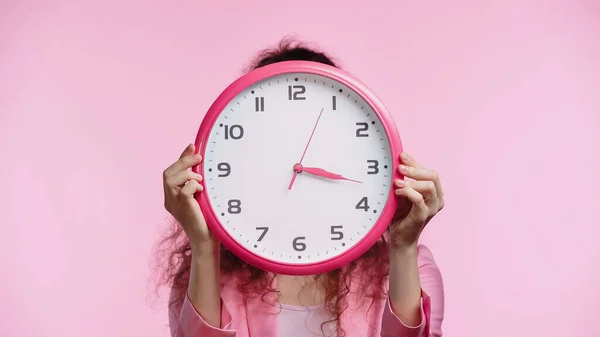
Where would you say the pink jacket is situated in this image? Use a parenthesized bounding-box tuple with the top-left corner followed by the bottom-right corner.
(170, 245, 444, 337)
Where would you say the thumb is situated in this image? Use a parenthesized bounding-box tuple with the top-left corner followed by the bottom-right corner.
(180, 143, 196, 159)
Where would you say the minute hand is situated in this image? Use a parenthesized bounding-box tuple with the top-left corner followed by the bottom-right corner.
(301, 166, 362, 184)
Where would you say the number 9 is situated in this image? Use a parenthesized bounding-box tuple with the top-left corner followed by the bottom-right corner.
(217, 162, 231, 177)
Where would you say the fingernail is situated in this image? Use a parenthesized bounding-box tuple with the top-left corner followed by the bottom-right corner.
(395, 179, 405, 187)
(400, 165, 409, 173)
(195, 154, 202, 160)
(401, 153, 411, 161)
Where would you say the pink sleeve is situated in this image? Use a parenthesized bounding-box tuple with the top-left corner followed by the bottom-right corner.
(381, 245, 445, 337)
(169, 290, 236, 337)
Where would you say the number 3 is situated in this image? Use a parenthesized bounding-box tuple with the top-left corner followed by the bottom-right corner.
(367, 160, 379, 174)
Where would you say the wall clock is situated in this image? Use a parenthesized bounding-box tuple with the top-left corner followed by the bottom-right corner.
(194, 61, 403, 275)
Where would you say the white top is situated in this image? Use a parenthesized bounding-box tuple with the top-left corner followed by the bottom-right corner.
(277, 303, 337, 337)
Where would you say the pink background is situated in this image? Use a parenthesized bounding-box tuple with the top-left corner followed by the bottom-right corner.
(1, 1, 598, 336)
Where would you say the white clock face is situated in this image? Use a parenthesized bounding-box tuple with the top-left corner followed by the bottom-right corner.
(203, 72, 393, 265)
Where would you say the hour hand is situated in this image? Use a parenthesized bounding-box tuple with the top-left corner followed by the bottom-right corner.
(294, 164, 362, 184)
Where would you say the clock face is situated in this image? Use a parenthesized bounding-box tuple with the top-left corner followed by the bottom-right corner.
(201, 71, 396, 268)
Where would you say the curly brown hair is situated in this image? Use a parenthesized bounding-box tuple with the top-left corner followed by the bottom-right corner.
(156, 39, 391, 336)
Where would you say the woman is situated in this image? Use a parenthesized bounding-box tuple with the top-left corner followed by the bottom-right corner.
(159, 40, 445, 337)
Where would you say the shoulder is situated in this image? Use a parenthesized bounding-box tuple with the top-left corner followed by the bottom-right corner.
(416, 244, 443, 279)
(416, 245, 445, 335)
(167, 285, 186, 336)
(416, 244, 437, 265)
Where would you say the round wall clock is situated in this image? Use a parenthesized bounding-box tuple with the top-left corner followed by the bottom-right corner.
(194, 61, 403, 275)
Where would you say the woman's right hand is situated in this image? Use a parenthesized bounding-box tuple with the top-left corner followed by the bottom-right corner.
(163, 144, 213, 248)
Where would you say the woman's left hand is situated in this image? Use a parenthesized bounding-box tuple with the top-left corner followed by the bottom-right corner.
(390, 152, 445, 249)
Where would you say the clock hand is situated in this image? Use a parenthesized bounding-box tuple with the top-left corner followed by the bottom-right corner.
(295, 164, 362, 184)
(288, 108, 325, 190)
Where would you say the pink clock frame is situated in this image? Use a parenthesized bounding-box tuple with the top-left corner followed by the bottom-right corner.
(193, 60, 403, 275)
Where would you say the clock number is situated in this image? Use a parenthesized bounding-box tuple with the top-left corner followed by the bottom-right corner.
(217, 162, 231, 177)
(367, 160, 379, 174)
(332, 96, 337, 110)
(254, 97, 264, 112)
(288, 85, 306, 100)
(355, 197, 370, 212)
(355, 122, 369, 137)
(292, 236, 307, 251)
(330, 226, 344, 240)
(224, 124, 244, 140)
(227, 199, 241, 214)
(255, 227, 269, 242)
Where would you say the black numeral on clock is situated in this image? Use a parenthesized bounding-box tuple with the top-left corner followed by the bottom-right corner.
(330, 226, 344, 240)
(355, 122, 369, 137)
(355, 197, 370, 212)
(227, 199, 241, 214)
(293, 237, 307, 251)
(217, 162, 231, 177)
(254, 97, 264, 112)
(255, 227, 269, 241)
(224, 124, 244, 140)
(332, 96, 337, 110)
(367, 160, 379, 174)
(288, 85, 306, 100)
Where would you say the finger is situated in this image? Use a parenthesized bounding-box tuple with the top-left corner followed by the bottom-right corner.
(399, 152, 423, 169)
(395, 179, 436, 201)
(399, 164, 433, 179)
(180, 143, 195, 159)
(399, 165, 444, 198)
(398, 153, 444, 197)
(395, 187, 429, 222)
(163, 153, 203, 178)
(180, 179, 203, 197)
(166, 171, 203, 188)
